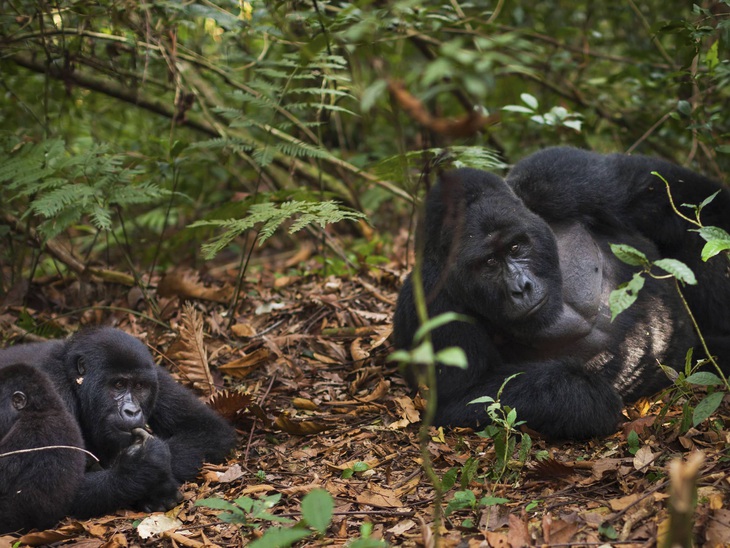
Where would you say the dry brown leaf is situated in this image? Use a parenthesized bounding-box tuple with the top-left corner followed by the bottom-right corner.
(231, 322, 256, 338)
(543, 514, 579, 544)
(355, 485, 403, 508)
(158, 270, 233, 303)
(529, 458, 575, 479)
(238, 484, 276, 496)
(312, 351, 339, 364)
(484, 531, 510, 547)
(358, 379, 390, 403)
(386, 520, 416, 536)
(633, 445, 655, 471)
(609, 493, 643, 511)
(705, 508, 730, 546)
(168, 303, 214, 394)
(274, 413, 331, 435)
(217, 464, 244, 483)
(350, 338, 369, 361)
(17, 522, 85, 546)
(100, 533, 128, 548)
(218, 348, 272, 378)
(622, 415, 656, 437)
(208, 390, 253, 421)
(292, 397, 319, 411)
(391, 395, 420, 427)
(507, 514, 531, 548)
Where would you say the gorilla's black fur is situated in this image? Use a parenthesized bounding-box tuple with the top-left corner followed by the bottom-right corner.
(0, 327, 237, 521)
(394, 147, 730, 439)
(0, 364, 86, 533)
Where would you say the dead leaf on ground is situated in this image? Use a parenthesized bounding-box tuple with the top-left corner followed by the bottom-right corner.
(158, 270, 233, 303)
(217, 348, 272, 378)
(168, 302, 214, 394)
(274, 413, 331, 435)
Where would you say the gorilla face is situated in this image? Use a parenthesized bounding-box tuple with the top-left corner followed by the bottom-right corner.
(431, 169, 563, 332)
(63, 329, 159, 464)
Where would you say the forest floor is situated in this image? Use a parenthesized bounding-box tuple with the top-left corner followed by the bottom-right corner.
(0, 232, 729, 548)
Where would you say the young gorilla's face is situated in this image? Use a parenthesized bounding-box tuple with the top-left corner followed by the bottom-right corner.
(66, 330, 159, 463)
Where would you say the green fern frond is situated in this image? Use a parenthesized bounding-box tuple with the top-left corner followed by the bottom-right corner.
(190, 200, 367, 260)
(0, 138, 167, 241)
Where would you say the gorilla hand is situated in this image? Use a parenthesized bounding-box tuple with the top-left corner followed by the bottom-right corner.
(116, 429, 182, 512)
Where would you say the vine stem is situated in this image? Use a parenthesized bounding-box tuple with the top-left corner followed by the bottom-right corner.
(673, 278, 729, 390)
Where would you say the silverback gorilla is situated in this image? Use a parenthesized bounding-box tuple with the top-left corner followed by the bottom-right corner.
(0, 327, 236, 527)
(0, 364, 86, 534)
(393, 147, 730, 440)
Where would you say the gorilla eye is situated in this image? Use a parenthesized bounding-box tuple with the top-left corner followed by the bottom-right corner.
(486, 257, 498, 268)
(113, 380, 126, 390)
(510, 243, 520, 254)
(11, 391, 27, 410)
(134, 382, 144, 391)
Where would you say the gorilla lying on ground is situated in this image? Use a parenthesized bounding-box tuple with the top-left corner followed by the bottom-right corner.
(0, 327, 237, 523)
(0, 364, 86, 534)
(393, 147, 730, 440)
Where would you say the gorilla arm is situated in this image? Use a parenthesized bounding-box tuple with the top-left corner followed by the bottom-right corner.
(70, 429, 180, 518)
(507, 146, 730, 239)
(146, 371, 236, 482)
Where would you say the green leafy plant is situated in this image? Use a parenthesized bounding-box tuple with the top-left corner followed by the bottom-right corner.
(609, 177, 729, 431)
(341, 461, 370, 479)
(196, 489, 335, 548)
(471, 374, 532, 482)
(503, 93, 583, 132)
(195, 493, 293, 527)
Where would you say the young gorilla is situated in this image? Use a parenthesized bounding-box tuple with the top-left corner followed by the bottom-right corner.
(0, 327, 237, 518)
(0, 364, 86, 533)
(393, 147, 730, 440)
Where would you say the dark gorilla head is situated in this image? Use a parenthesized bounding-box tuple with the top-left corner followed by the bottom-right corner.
(60, 328, 159, 464)
(424, 168, 563, 332)
(0, 365, 60, 438)
(0, 364, 86, 534)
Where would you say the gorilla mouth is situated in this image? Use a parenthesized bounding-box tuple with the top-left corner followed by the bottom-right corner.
(523, 295, 548, 317)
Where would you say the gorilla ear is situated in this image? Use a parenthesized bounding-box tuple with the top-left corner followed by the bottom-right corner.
(76, 356, 87, 376)
(11, 391, 27, 410)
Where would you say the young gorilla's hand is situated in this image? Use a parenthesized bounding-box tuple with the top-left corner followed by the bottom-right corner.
(117, 428, 182, 512)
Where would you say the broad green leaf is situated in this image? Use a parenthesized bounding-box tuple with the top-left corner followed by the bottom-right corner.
(609, 273, 645, 321)
(701, 240, 730, 262)
(441, 467, 458, 491)
(610, 243, 649, 266)
(692, 391, 725, 426)
(413, 312, 471, 343)
(480, 496, 510, 506)
(698, 190, 721, 211)
(469, 395, 495, 405)
(301, 489, 334, 535)
(520, 93, 539, 109)
(654, 258, 697, 284)
(435, 346, 468, 369)
(502, 105, 535, 114)
(684, 372, 724, 386)
(411, 340, 434, 364)
(194, 498, 239, 511)
(696, 225, 730, 242)
(248, 526, 311, 548)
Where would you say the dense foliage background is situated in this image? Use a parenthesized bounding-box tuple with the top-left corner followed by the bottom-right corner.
(1, 0, 728, 279)
(0, 2, 729, 546)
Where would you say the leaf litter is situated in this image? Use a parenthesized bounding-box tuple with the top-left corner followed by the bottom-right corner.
(0, 254, 729, 548)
